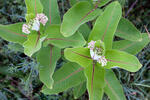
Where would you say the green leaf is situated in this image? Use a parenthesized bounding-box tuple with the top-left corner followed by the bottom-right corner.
(0, 23, 27, 44)
(73, 82, 86, 99)
(79, 24, 91, 40)
(37, 45, 61, 89)
(42, 62, 86, 94)
(25, 0, 43, 15)
(104, 69, 126, 100)
(44, 25, 86, 48)
(23, 32, 46, 57)
(61, 1, 102, 37)
(92, 0, 110, 7)
(115, 17, 142, 41)
(105, 49, 142, 72)
(84, 62, 105, 100)
(88, 1, 122, 50)
(40, 0, 61, 25)
(64, 47, 93, 68)
(70, 0, 92, 6)
(113, 33, 150, 55)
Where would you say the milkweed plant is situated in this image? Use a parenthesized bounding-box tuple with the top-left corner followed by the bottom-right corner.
(0, 0, 149, 100)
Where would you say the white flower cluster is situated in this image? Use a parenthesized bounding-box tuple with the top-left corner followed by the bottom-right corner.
(22, 13, 48, 34)
(88, 40, 107, 66)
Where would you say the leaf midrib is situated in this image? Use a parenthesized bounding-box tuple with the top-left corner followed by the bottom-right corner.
(49, 0, 51, 24)
(107, 59, 138, 67)
(45, 38, 81, 42)
(55, 67, 84, 85)
(0, 27, 27, 38)
(71, 51, 138, 66)
(35, 0, 37, 15)
(101, 3, 118, 41)
(105, 79, 121, 100)
(118, 36, 149, 50)
(65, 2, 99, 34)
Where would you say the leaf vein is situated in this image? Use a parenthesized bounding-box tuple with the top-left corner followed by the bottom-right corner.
(49, 0, 51, 24)
(66, 0, 100, 33)
(35, 31, 40, 48)
(91, 61, 95, 100)
(0, 28, 27, 38)
(35, 0, 37, 15)
(102, 4, 117, 41)
(55, 67, 84, 85)
(105, 79, 120, 100)
(71, 51, 91, 59)
(107, 59, 138, 66)
(45, 38, 80, 42)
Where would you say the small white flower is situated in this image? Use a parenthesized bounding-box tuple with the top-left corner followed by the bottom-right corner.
(88, 40, 96, 50)
(90, 49, 99, 60)
(31, 19, 40, 31)
(88, 40, 107, 66)
(97, 56, 107, 66)
(90, 49, 107, 66)
(22, 24, 31, 34)
(22, 13, 48, 34)
(36, 13, 48, 26)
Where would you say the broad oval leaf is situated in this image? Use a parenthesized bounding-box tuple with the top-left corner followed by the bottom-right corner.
(88, 1, 122, 50)
(44, 25, 86, 48)
(105, 49, 142, 72)
(23, 32, 46, 57)
(113, 33, 150, 55)
(64, 47, 93, 68)
(42, 62, 86, 94)
(37, 45, 61, 89)
(61, 1, 102, 37)
(84, 63, 105, 100)
(104, 69, 126, 100)
(115, 17, 142, 41)
(73, 82, 86, 99)
(40, 0, 61, 25)
(0, 23, 27, 45)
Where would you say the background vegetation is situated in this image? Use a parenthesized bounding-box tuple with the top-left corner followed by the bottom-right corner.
(0, 0, 149, 100)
